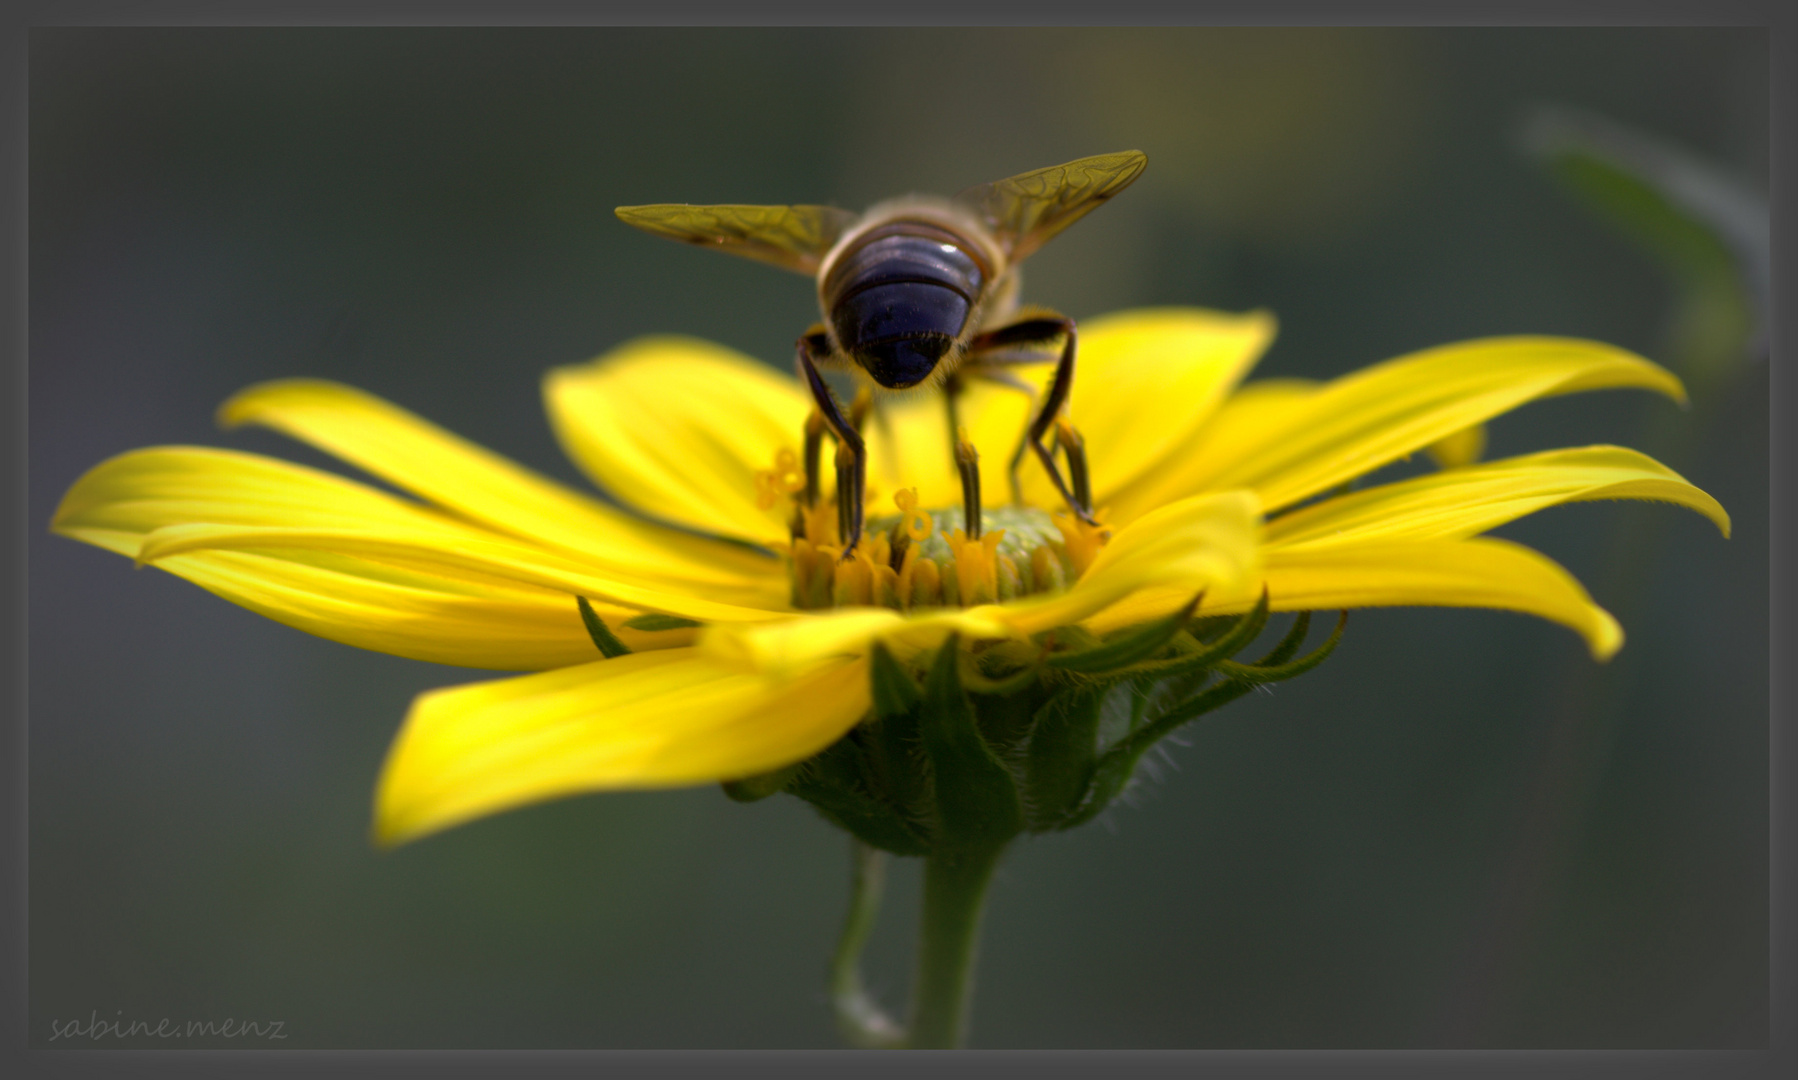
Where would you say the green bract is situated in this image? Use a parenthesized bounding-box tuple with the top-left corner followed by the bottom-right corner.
(726, 592, 1344, 855)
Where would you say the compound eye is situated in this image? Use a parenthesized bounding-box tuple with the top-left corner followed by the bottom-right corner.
(857, 334, 953, 389)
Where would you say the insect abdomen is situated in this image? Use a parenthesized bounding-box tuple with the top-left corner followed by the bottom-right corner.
(823, 222, 988, 389)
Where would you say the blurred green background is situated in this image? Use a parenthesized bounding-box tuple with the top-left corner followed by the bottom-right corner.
(29, 28, 1767, 1048)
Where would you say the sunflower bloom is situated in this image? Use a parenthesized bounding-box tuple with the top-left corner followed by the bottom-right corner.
(51, 309, 1727, 853)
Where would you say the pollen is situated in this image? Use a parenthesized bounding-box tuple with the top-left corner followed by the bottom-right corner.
(753, 447, 806, 511)
(786, 493, 1102, 612)
(894, 487, 934, 543)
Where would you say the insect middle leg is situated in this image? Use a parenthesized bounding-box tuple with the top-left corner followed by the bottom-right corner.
(965, 314, 1097, 525)
(794, 328, 868, 558)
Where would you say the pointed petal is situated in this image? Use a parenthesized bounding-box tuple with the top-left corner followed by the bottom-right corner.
(218, 378, 781, 595)
(1265, 445, 1731, 550)
(50, 447, 704, 667)
(54, 445, 479, 537)
(135, 548, 679, 669)
(133, 523, 787, 627)
(374, 649, 870, 846)
(1121, 337, 1686, 518)
(1093, 536, 1625, 660)
(543, 336, 813, 546)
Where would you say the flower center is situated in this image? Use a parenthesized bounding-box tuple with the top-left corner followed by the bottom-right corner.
(754, 410, 1112, 612)
(779, 491, 1110, 612)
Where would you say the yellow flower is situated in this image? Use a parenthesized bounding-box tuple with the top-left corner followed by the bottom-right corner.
(50, 309, 1727, 847)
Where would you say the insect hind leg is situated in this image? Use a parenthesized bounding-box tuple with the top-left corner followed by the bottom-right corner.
(966, 314, 1096, 524)
(794, 328, 869, 558)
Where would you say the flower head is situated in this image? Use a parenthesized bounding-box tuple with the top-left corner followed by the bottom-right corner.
(52, 309, 1728, 847)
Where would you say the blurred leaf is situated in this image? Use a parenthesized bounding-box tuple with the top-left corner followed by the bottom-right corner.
(1520, 104, 1768, 379)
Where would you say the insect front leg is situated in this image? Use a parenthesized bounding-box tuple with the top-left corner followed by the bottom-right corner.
(795, 328, 868, 558)
(966, 315, 1096, 524)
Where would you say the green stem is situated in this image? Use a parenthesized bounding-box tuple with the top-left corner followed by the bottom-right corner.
(830, 841, 905, 1048)
(907, 843, 1005, 1049)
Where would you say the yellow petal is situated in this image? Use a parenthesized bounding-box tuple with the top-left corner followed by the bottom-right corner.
(1103, 378, 1319, 525)
(54, 446, 469, 538)
(137, 547, 675, 669)
(1264, 445, 1730, 551)
(1087, 537, 1624, 660)
(702, 606, 1011, 679)
(374, 649, 870, 846)
(543, 336, 812, 546)
(1426, 423, 1487, 469)
(134, 523, 787, 627)
(47, 447, 708, 667)
(992, 308, 1277, 508)
(864, 309, 1275, 514)
(1007, 489, 1262, 634)
(1127, 337, 1686, 518)
(862, 387, 970, 513)
(219, 378, 781, 598)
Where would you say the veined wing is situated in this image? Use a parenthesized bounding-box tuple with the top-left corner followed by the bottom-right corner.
(614, 203, 860, 276)
(954, 150, 1148, 262)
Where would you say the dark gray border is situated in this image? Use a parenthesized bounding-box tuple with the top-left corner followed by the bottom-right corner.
(5, 3, 1788, 1079)
(4, 2, 23, 1079)
(9, 0, 1789, 28)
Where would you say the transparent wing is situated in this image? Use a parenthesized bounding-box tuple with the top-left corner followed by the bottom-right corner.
(953, 150, 1148, 262)
(614, 203, 860, 276)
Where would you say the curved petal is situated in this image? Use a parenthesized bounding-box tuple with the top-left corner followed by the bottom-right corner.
(1264, 445, 1731, 551)
(1102, 378, 1319, 525)
(985, 308, 1277, 508)
(374, 649, 870, 846)
(703, 607, 1009, 679)
(1119, 337, 1686, 520)
(543, 336, 813, 546)
(702, 490, 1263, 676)
(864, 309, 1276, 516)
(134, 524, 787, 627)
(127, 548, 679, 669)
(219, 378, 782, 598)
(1089, 536, 1624, 660)
(50, 447, 696, 666)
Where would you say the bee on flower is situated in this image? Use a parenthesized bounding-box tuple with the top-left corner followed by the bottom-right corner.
(52, 157, 1728, 1050)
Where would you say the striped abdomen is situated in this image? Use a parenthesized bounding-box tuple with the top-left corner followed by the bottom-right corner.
(821, 220, 989, 389)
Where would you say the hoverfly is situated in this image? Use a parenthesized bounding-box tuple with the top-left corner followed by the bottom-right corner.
(616, 150, 1147, 557)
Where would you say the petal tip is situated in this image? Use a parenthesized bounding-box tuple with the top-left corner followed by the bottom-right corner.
(216, 377, 362, 431)
(1588, 608, 1624, 662)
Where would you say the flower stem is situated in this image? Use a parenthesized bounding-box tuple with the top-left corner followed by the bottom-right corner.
(830, 841, 905, 1048)
(906, 843, 1005, 1049)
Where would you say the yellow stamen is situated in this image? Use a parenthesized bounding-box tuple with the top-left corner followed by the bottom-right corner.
(1053, 509, 1113, 579)
(774, 428, 1090, 612)
(995, 554, 1022, 601)
(873, 563, 902, 610)
(948, 527, 1005, 607)
(1030, 544, 1066, 594)
(753, 447, 806, 511)
(894, 487, 934, 543)
(899, 545, 941, 611)
(800, 498, 838, 548)
(833, 555, 871, 608)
